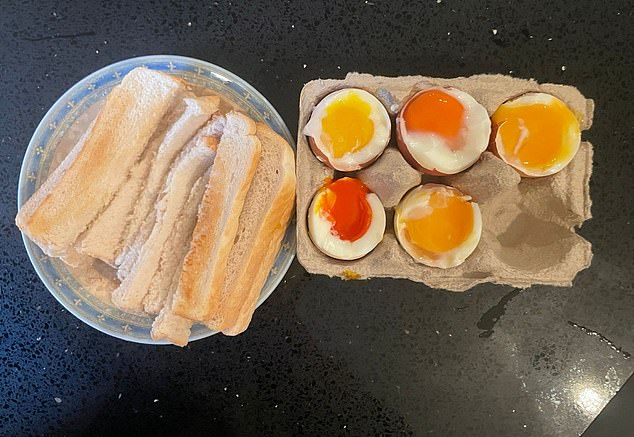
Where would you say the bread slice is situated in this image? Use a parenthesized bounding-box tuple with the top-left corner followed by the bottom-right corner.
(225, 235, 286, 336)
(151, 282, 195, 346)
(207, 122, 296, 335)
(75, 137, 158, 265)
(76, 96, 219, 265)
(115, 116, 224, 281)
(149, 174, 210, 344)
(171, 112, 262, 322)
(15, 68, 185, 257)
(143, 135, 219, 314)
(152, 121, 295, 344)
(111, 128, 217, 312)
(116, 97, 221, 268)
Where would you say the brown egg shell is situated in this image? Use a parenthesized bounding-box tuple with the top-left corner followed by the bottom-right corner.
(395, 113, 471, 176)
(488, 91, 586, 179)
(307, 135, 387, 172)
(305, 87, 392, 172)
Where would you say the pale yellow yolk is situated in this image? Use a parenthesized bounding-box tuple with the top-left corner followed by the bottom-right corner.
(492, 97, 580, 171)
(403, 191, 474, 254)
(320, 93, 375, 159)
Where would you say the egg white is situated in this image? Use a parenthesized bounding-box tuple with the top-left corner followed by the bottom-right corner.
(304, 88, 391, 172)
(308, 191, 386, 260)
(493, 93, 581, 177)
(398, 87, 491, 174)
(394, 184, 482, 268)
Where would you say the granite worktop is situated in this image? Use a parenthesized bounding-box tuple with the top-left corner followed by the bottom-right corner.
(1, 1, 632, 435)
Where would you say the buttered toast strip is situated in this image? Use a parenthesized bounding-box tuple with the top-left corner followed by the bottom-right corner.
(116, 97, 221, 274)
(208, 122, 296, 335)
(143, 134, 219, 315)
(115, 118, 222, 282)
(111, 126, 217, 312)
(16, 68, 185, 257)
(172, 112, 262, 322)
(77, 96, 220, 266)
(152, 121, 295, 344)
(226, 235, 286, 336)
(75, 145, 156, 266)
(150, 175, 210, 345)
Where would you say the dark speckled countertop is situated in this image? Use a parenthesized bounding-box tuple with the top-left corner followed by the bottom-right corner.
(1, 1, 633, 435)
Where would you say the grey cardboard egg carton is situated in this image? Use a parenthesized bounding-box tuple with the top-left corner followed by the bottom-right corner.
(296, 73, 594, 291)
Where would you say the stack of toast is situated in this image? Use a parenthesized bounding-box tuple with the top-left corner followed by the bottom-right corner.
(16, 68, 296, 346)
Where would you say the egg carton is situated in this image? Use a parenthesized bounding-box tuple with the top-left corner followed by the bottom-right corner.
(296, 73, 594, 291)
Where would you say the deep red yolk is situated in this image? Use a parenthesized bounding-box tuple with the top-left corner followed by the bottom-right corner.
(316, 177, 372, 242)
(402, 89, 465, 146)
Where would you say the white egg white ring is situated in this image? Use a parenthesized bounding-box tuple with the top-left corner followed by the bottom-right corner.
(303, 88, 391, 172)
(398, 87, 491, 174)
(494, 93, 581, 177)
(308, 191, 386, 261)
(394, 184, 482, 269)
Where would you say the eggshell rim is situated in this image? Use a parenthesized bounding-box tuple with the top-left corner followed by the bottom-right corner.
(393, 183, 483, 268)
(490, 92, 582, 178)
(304, 88, 391, 172)
(307, 179, 387, 261)
(395, 87, 490, 175)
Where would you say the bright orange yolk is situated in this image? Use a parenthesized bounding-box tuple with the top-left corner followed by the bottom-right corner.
(321, 92, 375, 159)
(403, 190, 473, 254)
(492, 97, 579, 170)
(316, 177, 372, 242)
(402, 89, 465, 144)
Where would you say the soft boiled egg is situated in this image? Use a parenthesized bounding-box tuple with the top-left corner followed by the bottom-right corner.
(394, 184, 481, 268)
(490, 93, 581, 177)
(304, 88, 391, 172)
(308, 177, 386, 260)
(396, 87, 491, 175)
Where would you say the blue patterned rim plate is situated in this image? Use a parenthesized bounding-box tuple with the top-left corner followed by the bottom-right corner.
(17, 55, 296, 344)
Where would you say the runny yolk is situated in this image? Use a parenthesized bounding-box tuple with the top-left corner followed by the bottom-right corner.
(492, 97, 579, 170)
(321, 92, 375, 159)
(404, 190, 473, 254)
(402, 89, 465, 144)
(316, 177, 372, 242)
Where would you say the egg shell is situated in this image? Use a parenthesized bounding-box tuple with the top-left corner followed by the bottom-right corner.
(307, 184, 386, 261)
(304, 88, 391, 172)
(487, 121, 536, 178)
(488, 134, 537, 178)
(307, 135, 384, 172)
(395, 117, 453, 176)
(393, 184, 483, 269)
(395, 87, 491, 176)
(296, 73, 594, 291)
(489, 92, 582, 178)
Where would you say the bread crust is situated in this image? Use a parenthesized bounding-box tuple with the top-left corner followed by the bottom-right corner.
(16, 67, 296, 345)
(152, 120, 295, 344)
(172, 112, 262, 322)
(210, 122, 296, 335)
(150, 173, 211, 345)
